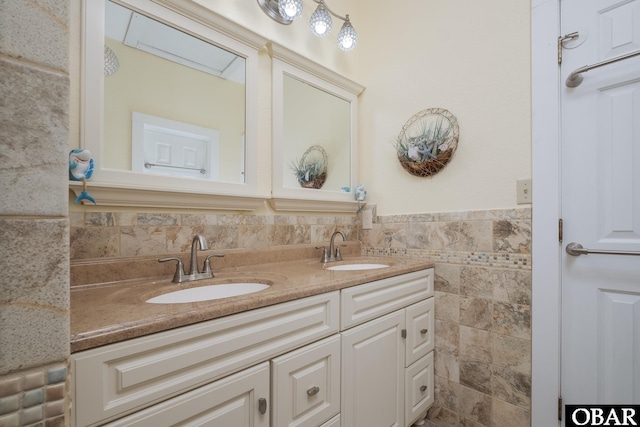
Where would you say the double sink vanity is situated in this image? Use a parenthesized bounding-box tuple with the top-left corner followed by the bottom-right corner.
(69, 241, 435, 427)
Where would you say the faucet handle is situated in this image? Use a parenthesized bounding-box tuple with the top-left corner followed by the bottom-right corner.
(203, 253, 225, 275)
(159, 257, 185, 283)
(315, 246, 330, 263)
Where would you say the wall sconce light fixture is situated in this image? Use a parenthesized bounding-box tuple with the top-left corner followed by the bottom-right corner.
(257, 0, 357, 51)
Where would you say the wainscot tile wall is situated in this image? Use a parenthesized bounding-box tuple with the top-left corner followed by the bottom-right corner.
(69, 211, 359, 261)
(361, 206, 532, 427)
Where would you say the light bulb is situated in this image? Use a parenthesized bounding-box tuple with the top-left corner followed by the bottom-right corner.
(278, 0, 302, 21)
(337, 17, 357, 51)
(310, 4, 332, 37)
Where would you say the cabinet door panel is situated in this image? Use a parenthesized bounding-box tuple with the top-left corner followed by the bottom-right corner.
(341, 310, 405, 427)
(271, 335, 341, 427)
(405, 353, 434, 427)
(105, 362, 270, 427)
(405, 298, 434, 367)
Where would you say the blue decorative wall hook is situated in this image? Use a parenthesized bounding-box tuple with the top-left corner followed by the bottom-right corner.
(69, 149, 96, 205)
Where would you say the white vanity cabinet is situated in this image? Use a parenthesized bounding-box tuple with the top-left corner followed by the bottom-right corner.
(70, 268, 434, 427)
(340, 269, 435, 427)
(70, 292, 340, 427)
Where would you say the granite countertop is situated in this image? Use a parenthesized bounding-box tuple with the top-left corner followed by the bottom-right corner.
(71, 251, 433, 353)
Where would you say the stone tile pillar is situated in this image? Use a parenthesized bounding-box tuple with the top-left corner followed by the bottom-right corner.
(0, 1, 71, 425)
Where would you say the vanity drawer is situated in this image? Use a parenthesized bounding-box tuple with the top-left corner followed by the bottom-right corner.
(405, 297, 434, 367)
(104, 362, 270, 427)
(340, 269, 434, 330)
(70, 291, 339, 427)
(405, 352, 434, 427)
(271, 335, 341, 427)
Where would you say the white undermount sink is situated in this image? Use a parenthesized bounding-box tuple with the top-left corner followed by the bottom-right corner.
(326, 263, 390, 271)
(146, 283, 270, 304)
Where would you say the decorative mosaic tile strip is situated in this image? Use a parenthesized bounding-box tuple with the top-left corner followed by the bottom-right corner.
(0, 364, 67, 426)
(362, 247, 531, 269)
(375, 207, 532, 223)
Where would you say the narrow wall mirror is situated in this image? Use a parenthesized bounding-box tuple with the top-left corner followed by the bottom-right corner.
(270, 44, 365, 212)
(73, 0, 267, 209)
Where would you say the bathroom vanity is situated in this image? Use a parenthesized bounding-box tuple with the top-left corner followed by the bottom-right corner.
(69, 252, 434, 427)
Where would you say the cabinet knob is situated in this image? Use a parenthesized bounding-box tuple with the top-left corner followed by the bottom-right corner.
(420, 328, 428, 335)
(420, 385, 428, 392)
(258, 397, 267, 414)
(307, 386, 320, 397)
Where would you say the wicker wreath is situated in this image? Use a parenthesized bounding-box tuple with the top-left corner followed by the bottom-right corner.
(395, 108, 459, 177)
(293, 145, 328, 189)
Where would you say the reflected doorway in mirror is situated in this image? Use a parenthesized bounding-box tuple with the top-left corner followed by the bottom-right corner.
(131, 112, 219, 180)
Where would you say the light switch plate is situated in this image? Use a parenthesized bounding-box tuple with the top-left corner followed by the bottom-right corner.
(362, 209, 373, 229)
(517, 179, 532, 204)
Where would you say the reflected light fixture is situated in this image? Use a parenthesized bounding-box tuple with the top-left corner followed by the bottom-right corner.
(104, 45, 120, 77)
(257, 0, 357, 51)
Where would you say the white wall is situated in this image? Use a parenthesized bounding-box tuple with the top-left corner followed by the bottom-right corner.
(200, 0, 532, 216)
(356, 1, 532, 215)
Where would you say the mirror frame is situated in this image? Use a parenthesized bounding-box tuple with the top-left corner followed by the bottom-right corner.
(270, 43, 365, 212)
(72, 0, 268, 210)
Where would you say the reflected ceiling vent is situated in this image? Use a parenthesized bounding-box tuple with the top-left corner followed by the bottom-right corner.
(105, 0, 245, 83)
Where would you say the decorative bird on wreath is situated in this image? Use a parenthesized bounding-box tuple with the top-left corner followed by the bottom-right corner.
(69, 148, 96, 205)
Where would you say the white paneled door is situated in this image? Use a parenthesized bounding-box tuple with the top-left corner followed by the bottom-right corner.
(560, 0, 640, 415)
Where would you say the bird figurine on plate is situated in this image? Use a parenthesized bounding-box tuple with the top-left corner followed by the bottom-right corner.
(69, 148, 96, 205)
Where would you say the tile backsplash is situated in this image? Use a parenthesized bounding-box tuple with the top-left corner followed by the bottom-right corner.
(69, 211, 359, 261)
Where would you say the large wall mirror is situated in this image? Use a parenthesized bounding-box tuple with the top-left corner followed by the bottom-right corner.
(74, 0, 267, 209)
(271, 44, 365, 212)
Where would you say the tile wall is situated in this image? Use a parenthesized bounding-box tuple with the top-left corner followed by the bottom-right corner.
(69, 211, 359, 261)
(0, 365, 67, 427)
(1, 1, 71, 426)
(361, 206, 532, 427)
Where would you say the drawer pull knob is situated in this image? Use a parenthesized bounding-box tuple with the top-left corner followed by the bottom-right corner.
(258, 397, 267, 414)
(307, 386, 320, 397)
(420, 385, 428, 392)
(420, 328, 428, 335)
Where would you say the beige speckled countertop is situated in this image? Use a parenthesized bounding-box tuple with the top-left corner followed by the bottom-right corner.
(71, 244, 433, 353)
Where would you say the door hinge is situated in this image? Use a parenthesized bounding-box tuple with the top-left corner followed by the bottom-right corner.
(558, 396, 563, 421)
(559, 218, 563, 242)
(401, 329, 407, 339)
(558, 32, 580, 64)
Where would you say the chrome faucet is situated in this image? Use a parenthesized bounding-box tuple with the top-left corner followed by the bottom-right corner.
(316, 230, 347, 263)
(329, 230, 346, 261)
(159, 234, 224, 283)
(188, 234, 208, 275)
